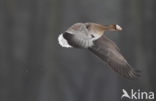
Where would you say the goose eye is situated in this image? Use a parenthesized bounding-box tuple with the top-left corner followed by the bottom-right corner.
(86, 24, 90, 29)
(91, 34, 95, 38)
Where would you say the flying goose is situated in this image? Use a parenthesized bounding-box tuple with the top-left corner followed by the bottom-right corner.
(58, 22, 140, 79)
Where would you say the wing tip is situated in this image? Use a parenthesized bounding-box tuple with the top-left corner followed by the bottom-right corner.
(123, 69, 141, 80)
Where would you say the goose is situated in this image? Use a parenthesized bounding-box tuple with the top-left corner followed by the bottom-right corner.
(58, 22, 140, 79)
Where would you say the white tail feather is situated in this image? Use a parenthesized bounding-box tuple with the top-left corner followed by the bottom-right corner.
(58, 33, 72, 48)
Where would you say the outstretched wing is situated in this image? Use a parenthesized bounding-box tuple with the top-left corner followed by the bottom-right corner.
(88, 36, 140, 79)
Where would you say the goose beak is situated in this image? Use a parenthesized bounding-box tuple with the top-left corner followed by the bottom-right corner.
(116, 25, 122, 30)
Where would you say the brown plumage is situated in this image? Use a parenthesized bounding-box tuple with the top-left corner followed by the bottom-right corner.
(58, 22, 140, 79)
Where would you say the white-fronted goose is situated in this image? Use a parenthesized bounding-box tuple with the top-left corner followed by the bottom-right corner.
(58, 22, 140, 79)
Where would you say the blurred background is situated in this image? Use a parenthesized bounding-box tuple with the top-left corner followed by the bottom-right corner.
(0, 0, 156, 101)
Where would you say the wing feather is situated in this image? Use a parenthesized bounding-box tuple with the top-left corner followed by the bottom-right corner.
(88, 36, 140, 79)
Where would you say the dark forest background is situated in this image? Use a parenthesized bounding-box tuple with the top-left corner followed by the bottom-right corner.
(0, 0, 156, 101)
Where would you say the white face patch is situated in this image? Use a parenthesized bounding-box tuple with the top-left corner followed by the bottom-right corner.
(116, 24, 122, 30)
(58, 33, 72, 48)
